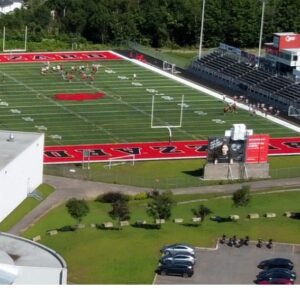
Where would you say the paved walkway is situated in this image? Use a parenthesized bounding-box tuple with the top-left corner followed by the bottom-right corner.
(8, 175, 300, 235)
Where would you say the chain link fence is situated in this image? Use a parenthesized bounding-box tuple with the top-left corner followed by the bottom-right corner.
(44, 164, 300, 189)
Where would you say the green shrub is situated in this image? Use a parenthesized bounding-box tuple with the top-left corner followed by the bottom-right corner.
(96, 192, 130, 203)
(134, 192, 148, 200)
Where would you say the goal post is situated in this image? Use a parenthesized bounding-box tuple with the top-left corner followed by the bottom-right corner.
(288, 105, 300, 118)
(2, 26, 28, 52)
(104, 154, 135, 169)
(163, 60, 172, 72)
(151, 94, 184, 143)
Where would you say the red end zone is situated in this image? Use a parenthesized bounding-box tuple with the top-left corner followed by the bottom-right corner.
(44, 137, 300, 164)
(0, 50, 123, 63)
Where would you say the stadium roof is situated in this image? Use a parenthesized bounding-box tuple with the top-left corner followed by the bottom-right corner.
(0, 232, 67, 284)
(0, 130, 43, 171)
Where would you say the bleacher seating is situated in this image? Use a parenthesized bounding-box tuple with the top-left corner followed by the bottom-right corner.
(189, 49, 300, 118)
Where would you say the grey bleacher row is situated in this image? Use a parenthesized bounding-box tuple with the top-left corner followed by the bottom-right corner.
(190, 50, 300, 118)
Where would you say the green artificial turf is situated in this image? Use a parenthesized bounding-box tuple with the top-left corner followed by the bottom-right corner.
(0, 59, 298, 147)
(22, 189, 300, 284)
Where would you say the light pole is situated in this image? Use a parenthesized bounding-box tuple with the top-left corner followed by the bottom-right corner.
(258, 0, 267, 67)
(198, 0, 206, 59)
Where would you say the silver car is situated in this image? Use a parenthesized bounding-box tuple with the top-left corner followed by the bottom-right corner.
(160, 253, 196, 265)
(160, 243, 195, 256)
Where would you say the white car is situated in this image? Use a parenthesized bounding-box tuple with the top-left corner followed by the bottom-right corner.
(160, 243, 195, 256)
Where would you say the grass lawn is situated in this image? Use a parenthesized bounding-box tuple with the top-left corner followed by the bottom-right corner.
(22, 189, 300, 284)
(44, 155, 300, 189)
(0, 183, 55, 232)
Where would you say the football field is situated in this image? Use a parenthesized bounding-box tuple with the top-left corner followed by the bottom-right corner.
(0, 51, 298, 148)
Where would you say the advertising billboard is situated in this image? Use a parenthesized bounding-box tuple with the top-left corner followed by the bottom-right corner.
(207, 137, 246, 163)
(245, 134, 269, 164)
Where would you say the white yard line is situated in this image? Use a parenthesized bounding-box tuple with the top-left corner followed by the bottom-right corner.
(112, 51, 300, 134)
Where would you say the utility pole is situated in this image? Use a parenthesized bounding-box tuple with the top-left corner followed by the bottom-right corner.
(258, 0, 267, 67)
(198, 0, 206, 60)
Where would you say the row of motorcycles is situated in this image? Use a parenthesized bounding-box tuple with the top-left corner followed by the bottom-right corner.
(220, 234, 273, 249)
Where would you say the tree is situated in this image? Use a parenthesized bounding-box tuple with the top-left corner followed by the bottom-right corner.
(65, 198, 90, 224)
(191, 205, 212, 223)
(109, 196, 130, 229)
(232, 185, 251, 207)
(146, 190, 174, 227)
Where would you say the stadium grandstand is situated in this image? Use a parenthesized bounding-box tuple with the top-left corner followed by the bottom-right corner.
(188, 32, 300, 122)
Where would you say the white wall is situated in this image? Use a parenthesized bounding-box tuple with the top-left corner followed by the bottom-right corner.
(0, 134, 44, 222)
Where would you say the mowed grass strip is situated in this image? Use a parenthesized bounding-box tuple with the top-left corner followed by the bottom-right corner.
(22, 190, 300, 284)
(0, 60, 298, 146)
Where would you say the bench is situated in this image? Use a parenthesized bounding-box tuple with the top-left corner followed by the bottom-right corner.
(173, 218, 184, 223)
(32, 235, 41, 242)
(76, 224, 86, 229)
(230, 215, 240, 221)
(120, 220, 130, 227)
(264, 212, 276, 218)
(155, 219, 165, 225)
(135, 220, 147, 226)
(47, 230, 58, 236)
(248, 213, 259, 219)
(192, 217, 201, 223)
(102, 222, 114, 229)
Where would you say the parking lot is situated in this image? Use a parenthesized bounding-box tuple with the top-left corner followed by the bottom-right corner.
(154, 241, 300, 284)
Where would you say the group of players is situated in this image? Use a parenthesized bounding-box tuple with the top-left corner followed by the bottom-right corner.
(223, 94, 280, 117)
(40, 62, 101, 83)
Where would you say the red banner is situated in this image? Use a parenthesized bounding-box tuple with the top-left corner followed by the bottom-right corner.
(245, 134, 270, 163)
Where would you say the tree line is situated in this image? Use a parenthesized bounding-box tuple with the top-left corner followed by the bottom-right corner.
(65, 186, 250, 229)
(1, 0, 300, 48)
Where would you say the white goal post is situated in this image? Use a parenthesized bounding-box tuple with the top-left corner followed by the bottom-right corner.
(104, 154, 135, 169)
(151, 94, 184, 142)
(3, 26, 28, 52)
(163, 60, 172, 71)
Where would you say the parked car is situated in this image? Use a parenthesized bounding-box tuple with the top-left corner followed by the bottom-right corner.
(256, 277, 294, 285)
(160, 243, 195, 256)
(160, 253, 196, 265)
(257, 258, 294, 270)
(257, 268, 297, 281)
(155, 261, 194, 278)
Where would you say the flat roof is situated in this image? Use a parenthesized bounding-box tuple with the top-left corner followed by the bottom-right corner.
(0, 232, 67, 284)
(0, 130, 43, 170)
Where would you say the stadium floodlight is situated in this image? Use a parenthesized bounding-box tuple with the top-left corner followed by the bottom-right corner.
(2, 26, 28, 52)
(151, 94, 184, 143)
(198, 0, 206, 59)
(257, 0, 267, 67)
